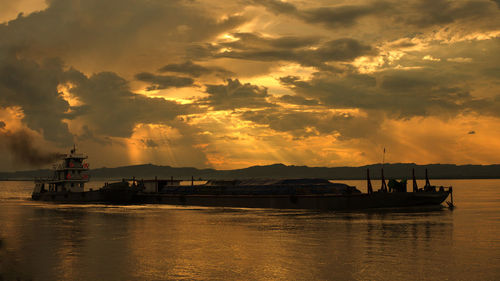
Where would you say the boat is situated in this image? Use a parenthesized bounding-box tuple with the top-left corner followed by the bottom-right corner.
(31, 148, 453, 210)
(31, 147, 135, 203)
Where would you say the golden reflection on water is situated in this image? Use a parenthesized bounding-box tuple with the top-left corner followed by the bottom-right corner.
(0, 179, 499, 280)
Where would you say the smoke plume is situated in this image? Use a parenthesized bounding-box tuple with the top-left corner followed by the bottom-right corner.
(0, 127, 65, 166)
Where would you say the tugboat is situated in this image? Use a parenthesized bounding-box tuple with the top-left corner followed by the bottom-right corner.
(31, 146, 137, 203)
(31, 148, 453, 210)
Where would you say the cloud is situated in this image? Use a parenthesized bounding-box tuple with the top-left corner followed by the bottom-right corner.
(250, 0, 497, 32)
(0, 128, 64, 166)
(278, 95, 320, 106)
(134, 72, 194, 91)
(240, 107, 382, 139)
(299, 2, 393, 28)
(249, 0, 298, 15)
(208, 33, 374, 70)
(447, 57, 473, 63)
(279, 69, 479, 119)
(0, 0, 246, 75)
(158, 61, 233, 78)
(202, 79, 276, 110)
(67, 70, 193, 138)
(0, 0, 498, 169)
(0, 53, 74, 144)
(0, 52, 195, 143)
(141, 138, 159, 148)
(129, 121, 211, 167)
(406, 0, 496, 27)
(307, 38, 375, 62)
(423, 55, 440, 61)
(75, 125, 113, 145)
(249, 0, 392, 28)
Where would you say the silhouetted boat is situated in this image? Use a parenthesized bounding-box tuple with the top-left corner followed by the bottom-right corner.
(31, 148, 453, 210)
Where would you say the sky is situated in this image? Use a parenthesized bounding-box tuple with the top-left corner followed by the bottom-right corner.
(0, 0, 499, 171)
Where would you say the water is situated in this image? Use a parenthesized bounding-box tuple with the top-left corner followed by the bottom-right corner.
(0, 179, 499, 281)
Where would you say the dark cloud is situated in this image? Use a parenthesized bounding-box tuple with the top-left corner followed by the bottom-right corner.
(249, 0, 298, 15)
(307, 38, 374, 62)
(250, 0, 392, 28)
(141, 138, 159, 148)
(222, 32, 321, 49)
(158, 61, 233, 78)
(406, 0, 496, 27)
(250, 0, 498, 32)
(0, 53, 74, 144)
(209, 33, 374, 70)
(214, 32, 321, 55)
(0, 56, 195, 142)
(278, 95, 320, 106)
(0, 129, 64, 166)
(0, 0, 246, 74)
(299, 2, 393, 28)
(134, 72, 194, 91)
(467, 94, 500, 117)
(202, 79, 276, 110)
(279, 70, 479, 119)
(0, 0, 240, 146)
(240, 108, 382, 139)
(468, 130, 476, 134)
(67, 71, 192, 138)
(75, 125, 113, 145)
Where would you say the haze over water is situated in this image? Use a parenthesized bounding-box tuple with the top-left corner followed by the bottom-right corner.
(1, 179, 499, 281)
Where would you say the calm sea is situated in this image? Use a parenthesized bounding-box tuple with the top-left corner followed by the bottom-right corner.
(0, 179, 499, 281)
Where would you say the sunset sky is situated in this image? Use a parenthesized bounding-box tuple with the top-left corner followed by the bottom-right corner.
(0, 0, 499, 171)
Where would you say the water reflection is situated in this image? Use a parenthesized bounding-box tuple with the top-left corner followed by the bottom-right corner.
(0, 203, 456, 281)
(1, 179, 500, 280)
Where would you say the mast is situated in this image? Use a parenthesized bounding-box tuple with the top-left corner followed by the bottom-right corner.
(380, 167, 388, 192)
(367, 169, 373, 194)
(380, 147, 388, 192)
(425, 168, 431, 187)
(412, 168, 418, 192)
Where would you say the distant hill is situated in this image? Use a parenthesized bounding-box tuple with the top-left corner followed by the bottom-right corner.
(1, 163, 500, 180)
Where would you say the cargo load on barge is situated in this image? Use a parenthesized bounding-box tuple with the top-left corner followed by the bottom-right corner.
(31, 148, 453, 210)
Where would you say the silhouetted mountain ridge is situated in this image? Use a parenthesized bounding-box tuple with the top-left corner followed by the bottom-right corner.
(1, 163, 500, 180)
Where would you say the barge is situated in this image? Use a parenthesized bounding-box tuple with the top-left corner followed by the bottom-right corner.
(31, 148, 453, 210)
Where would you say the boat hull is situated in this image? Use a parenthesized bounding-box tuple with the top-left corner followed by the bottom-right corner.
(135, 191, 450, 210)
(31, 189, 136, 204)
(31, 189, 450, 210)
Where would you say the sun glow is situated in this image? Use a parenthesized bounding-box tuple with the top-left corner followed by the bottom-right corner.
(134, 87, 205, 104)
(58, 83, 83, 107)
(125, 123, 185, 166)
(0, 106, 25, 130)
